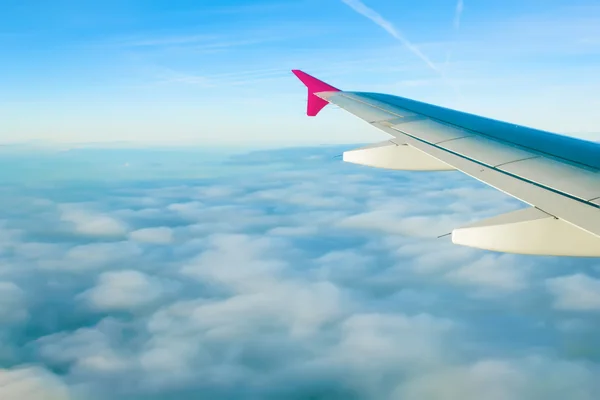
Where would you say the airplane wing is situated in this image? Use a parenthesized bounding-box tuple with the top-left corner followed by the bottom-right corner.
(292, 69, 600, 257)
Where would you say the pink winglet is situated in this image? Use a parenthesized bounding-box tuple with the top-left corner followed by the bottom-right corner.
(292, 69, 341, 116)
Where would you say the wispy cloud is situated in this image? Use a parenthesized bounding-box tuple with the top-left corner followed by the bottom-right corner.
(340, 0, 441, 73)
(115, 34, 218, 47)
(454, 0, 464, 30)
(110, 34, 283, 51)
(151, 66, 293, 88)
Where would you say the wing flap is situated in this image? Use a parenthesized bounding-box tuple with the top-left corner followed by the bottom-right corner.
(499, 157, 600, 201)
(343, 140, 454, 171)
(452, 207, 600, 256)
(440, 136, 537, 167)
(384, 118, 473, 143)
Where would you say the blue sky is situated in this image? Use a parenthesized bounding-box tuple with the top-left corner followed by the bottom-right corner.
(2, 0, 600, 144)
(0, 146, 599, 399)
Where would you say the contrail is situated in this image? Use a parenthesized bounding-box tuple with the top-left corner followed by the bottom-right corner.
(445, 0, 464, 71)
(444, 0, 465, 100)
(341, 0, 440, 74)
(341, 0, 461, 99)
(454, 0, 464, 30)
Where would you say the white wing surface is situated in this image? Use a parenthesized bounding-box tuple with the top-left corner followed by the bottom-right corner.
(292, 70, 600, 256)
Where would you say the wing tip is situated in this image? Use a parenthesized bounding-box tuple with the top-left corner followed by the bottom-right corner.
(291, 69, 339, 91)
(291, 69, 340, 117)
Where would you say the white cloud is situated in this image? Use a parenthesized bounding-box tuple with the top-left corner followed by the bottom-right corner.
(0, 222, 22, 252)
(151, 281, 342, 339)
(397, 357, 600, 400)
(0, 146, 599, 399)
(0, 366, 71, 400)
(13, 242, 63, 261)
(181, 233, 286, 292)
(166, 202, 281, 235)
(179, 233, 344, 337)
(446, 254, 529, 293)
(337, 209, 464, 238)
(394, 240, 474, 275)
(36, 320, 134, 377)
(83, 270, 164, 311)
(60, 206, 128, 237)
(315, 249, 374, 282)
(196, 185, 238, 198)
(0, 282, 27, 323)
(129, 227, 174, 244)
(251, 185, 354, 209)
(267, 225, 317, 236)
(41, 241, 142, 271)
(140, 279, 344, 389)
(401, 360, 524, 400)
(166, 201, 205, 218)
(546, 274, 600, 311)
(333, 313, 455, 369)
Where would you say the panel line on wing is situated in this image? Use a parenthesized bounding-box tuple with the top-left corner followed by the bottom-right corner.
(493, 155, 541, 168)
(433, 135, 474, 145)
(337, 93, 600, 172)
(371, 122, 600, 237)
(331, 93, 600, 205)
(389, 123, 600, 210)
(381, 115, 428, 125)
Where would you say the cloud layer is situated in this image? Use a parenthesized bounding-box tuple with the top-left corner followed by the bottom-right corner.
(0, 145, 598, 399)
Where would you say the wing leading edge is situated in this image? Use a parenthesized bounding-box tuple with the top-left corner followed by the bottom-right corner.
(292, 70, 600, 257)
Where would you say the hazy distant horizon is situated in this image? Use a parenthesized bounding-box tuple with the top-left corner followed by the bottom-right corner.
(1, 128, 599, 148)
